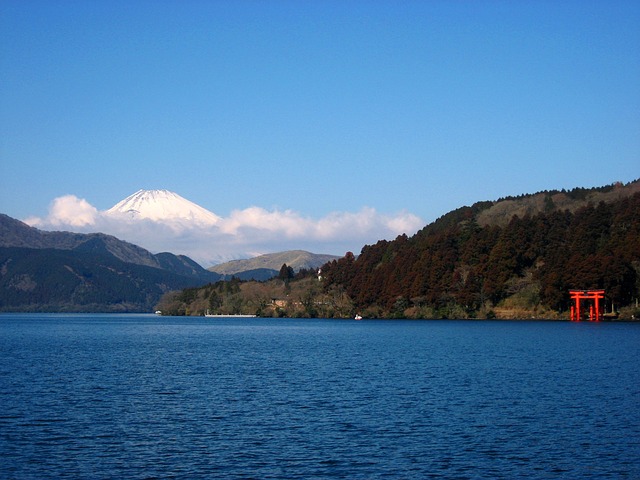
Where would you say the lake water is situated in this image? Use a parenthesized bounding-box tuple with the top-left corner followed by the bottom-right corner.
(1, 314, 639, 479)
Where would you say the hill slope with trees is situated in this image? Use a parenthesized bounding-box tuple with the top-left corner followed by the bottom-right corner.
(160, 181, 640, 320)
(322, 181, 640, 319)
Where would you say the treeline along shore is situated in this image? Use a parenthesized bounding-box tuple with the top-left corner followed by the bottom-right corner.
(157, 181, 640, 320)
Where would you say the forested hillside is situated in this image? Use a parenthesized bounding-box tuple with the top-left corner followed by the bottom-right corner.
(158, 181, 640, 320)
(322, 183, 640, 319)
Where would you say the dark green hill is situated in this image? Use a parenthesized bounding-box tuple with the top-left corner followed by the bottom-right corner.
(0, 213, 160, 267)
(151, 180, 640, 320)
(0, 215, 221, 312)
(155, 252, 216, 279)
(321, 180, 640, 319)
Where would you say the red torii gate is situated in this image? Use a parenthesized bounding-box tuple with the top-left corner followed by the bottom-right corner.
(569, 290, 604, 322)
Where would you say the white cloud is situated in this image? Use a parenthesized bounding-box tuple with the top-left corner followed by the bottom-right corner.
(24, 195, 425, 267)
(25, 195, 99, 227)
(219, 207, 309, 237)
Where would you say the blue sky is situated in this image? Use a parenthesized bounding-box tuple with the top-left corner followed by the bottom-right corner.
(1, 1, 639, 260)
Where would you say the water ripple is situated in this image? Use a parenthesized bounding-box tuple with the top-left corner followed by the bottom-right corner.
(1, 315, 639, 479)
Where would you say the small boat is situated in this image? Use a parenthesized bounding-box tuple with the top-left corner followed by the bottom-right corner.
(354, 314, 363, 320)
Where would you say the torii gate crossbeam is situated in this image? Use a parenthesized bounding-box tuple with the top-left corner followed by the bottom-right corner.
(569, 290, 604, 321)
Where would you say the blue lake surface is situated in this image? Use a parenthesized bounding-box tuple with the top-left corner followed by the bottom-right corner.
(1, 314, 639, 479)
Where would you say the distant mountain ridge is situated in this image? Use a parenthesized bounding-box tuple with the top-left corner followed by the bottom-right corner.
(1, 213, 160, 267)
(0, 214, 220, 312)
(209, 250, 340, 280)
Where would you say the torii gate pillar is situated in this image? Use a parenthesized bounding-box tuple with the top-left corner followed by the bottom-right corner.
(569, 290, 604, 321)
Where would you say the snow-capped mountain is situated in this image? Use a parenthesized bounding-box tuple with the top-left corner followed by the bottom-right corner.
(105, 189, 220, 226)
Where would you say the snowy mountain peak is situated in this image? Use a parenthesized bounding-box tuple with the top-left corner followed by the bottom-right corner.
(105, 189, 220, 226)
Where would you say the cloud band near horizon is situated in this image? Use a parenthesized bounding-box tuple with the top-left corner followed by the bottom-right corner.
(24, 195, 424, 266)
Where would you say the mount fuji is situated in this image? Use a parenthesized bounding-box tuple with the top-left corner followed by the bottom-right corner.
(105, 189, 220, 226)
(23, 187, 426, 267)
